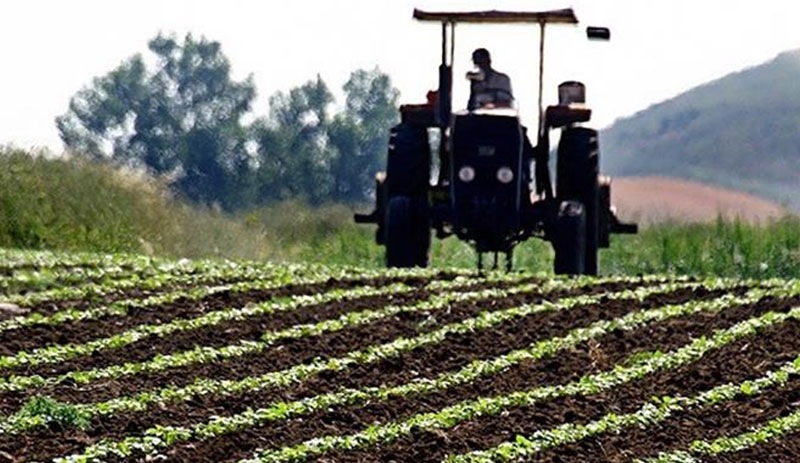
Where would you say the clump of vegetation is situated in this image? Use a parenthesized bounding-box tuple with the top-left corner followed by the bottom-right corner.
(16, 396, 90, 431)
(57, 33, 400, 211)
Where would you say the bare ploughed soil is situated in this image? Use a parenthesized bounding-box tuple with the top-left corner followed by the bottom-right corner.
(612, 176, 789, 224)
(1, 266, 798, 463)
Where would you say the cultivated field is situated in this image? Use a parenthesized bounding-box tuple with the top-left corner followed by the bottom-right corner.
(611, 176, 788, 224)
(1, 249, 800, 462)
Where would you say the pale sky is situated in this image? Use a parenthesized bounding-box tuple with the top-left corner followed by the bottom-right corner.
(2, 0, 799, 152)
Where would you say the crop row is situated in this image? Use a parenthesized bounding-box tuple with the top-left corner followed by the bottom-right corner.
(6, 248, 794, 462)
(234, 282, 799, 463)
(444, 302, 800, 462)
(42, 278, 761, 461)
(0, 272, 630, 396)
(1, 260, 267, 307)
(0, 257, 389, 308)
(0, 258, 468, 334)
(0, 282, 426, 370)
(637, 406, 800, 462)
(0, 265, 319, 333)
(0, 248, 168, 271)
(0, 253, 246, 295)
(3, 277, 694, 438)
(0, 280, 688, 459)
(0, 269, 521, 371)
(0, 263, 155, 295)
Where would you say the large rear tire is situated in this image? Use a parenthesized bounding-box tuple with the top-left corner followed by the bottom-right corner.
(553, 200, 586, 275)
(385, 196, 430, 268)
(386, 124, 430, 198)
(557, 127, 599, 275)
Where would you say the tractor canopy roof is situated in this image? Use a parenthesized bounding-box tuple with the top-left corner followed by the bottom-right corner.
(412, 8, 578, 25)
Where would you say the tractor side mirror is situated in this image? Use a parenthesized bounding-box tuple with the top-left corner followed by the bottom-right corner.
(586, 26, 610, 41)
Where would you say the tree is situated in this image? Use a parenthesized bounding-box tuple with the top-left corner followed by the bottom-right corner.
(252, 69, 399, 205)
(251, 75, 335, 204)
(328, 68, 400, 203)
(56, 33, 256, 209)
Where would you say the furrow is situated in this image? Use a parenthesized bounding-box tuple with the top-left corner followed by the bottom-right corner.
(0, 279, 443, 372)
(46, 280, 751, 462)
(0, 280, 693, 460)
(285, 291, 799, 462)
(162, 285, 745, 462)
(0, 264, 155, 296)
(15, 276, 646, 409)
(445, 305, 800, 463)
(0, 262, 453, 337)
(0, 258, 252, 307)
(0, 262, 287, 326)
(0, 273, 547, 397)
(230, 283, 800, 463)
(638, 407, 800, 463)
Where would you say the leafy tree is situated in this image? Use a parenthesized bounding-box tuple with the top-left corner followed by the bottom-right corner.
(251, 75, 335, 204)
(56, 33, 256, 209)
(328, 68, 400, 202)
(253, 68, 399, 205)
(58, 31, 400, 209)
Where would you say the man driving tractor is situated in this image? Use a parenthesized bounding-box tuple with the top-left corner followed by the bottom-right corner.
(467, 48, 514, 110)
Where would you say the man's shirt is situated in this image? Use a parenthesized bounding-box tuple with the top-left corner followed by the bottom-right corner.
(468, 70, 513, 110)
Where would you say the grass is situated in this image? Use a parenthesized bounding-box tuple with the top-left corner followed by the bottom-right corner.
(0, 147, 274, 261)
(602, 216, 800, 278)
(256, 204, 799, 278)
(0, 146, 797, 278)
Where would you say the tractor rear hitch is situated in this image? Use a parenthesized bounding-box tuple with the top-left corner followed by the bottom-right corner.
(353, 212, 378, 224)
(611, 220, 638, 235)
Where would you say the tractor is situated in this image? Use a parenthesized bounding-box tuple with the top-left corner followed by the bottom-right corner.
(355, 8, 637, 275)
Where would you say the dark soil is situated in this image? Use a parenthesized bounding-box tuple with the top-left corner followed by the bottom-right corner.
(7, 287, 430, 376)
(703, 431, 800, 463)
(295, 296, 800, 463)
(531, 318, 800, 463)
(1, 267, 143, 296)
(7, 276, 799, 463)
(0, 274, 444, 358)
(0, 279, 656, 461)
(539, 376, 800, 463)
(16, 286, 739, 463)
(0, 270, 280, 325)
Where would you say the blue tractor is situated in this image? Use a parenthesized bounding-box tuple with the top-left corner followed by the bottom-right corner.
(355, 8, 637, 274)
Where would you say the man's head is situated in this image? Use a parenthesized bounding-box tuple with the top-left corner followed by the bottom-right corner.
(472, 48, 491, 71)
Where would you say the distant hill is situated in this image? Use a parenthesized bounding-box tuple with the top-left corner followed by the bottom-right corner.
(600, 50, 800, 210)
(611, 176, 788, 225)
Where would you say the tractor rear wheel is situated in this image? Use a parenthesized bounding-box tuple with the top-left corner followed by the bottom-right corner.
(384, 122, 431, 268)
(386, 123, 431, 197)
(553, 200, 586, 275)
(385, 195, 430, 268)
(557, 127, 599, 275)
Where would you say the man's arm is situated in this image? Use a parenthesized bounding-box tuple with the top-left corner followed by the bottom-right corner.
(467, 81, 478, 110)
(489, 73, 513, 106)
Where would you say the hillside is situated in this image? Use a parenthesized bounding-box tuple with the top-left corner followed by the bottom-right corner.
(600, 50, 800, 209)
(611, 176, 788, 224)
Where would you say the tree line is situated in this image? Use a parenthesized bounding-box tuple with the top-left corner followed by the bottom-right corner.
(56, 33, 400, 211)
